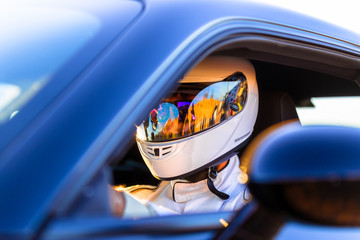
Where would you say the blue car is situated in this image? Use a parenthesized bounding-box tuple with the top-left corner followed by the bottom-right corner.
(1, 0, 359, 239)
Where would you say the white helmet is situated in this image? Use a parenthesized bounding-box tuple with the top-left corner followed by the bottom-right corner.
(136, 56, 259, 180)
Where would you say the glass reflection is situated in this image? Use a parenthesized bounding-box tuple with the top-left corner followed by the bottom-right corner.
(137, 72, 248, 142)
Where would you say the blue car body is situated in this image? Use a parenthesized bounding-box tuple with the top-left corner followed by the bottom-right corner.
(0, 0, 359, 239)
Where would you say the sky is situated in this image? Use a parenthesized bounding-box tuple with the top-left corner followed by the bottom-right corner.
(255, 0, 360, 34)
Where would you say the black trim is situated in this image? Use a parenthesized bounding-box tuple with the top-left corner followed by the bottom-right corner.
(207, 166, 230, 200)
(162, 151, 171, 156)
(207, 178, 229, 200)
(128, 185, 158, 194)
(183, 169, 209, 183)
(182, 161, 229, 183)
(154, 148, 160, 157)
(172, 183, 176, 202)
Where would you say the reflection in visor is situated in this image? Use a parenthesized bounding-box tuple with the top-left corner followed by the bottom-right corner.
(137, 72, 248, 142)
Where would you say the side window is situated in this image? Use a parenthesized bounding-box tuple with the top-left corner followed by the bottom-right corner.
(296, 97, 360, 128)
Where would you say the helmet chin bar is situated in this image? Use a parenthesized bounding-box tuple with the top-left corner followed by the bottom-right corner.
(157, 136, 251, 181)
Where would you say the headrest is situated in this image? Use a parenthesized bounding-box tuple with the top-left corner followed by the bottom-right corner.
(252, 90, 299, 137)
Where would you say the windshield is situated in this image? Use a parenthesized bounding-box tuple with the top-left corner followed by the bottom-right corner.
(0, 7, 100, 124)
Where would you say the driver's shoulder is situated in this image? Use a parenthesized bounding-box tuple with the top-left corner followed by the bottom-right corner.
(125, 181, 170, 200)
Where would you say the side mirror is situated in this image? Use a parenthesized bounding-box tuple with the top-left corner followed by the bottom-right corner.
(248, 124, 360, 226)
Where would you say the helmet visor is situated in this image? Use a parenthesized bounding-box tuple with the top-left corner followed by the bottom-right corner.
(137, 72, 248, 142)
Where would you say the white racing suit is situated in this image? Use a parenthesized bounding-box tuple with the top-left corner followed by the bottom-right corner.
(123, 155, 251, 216)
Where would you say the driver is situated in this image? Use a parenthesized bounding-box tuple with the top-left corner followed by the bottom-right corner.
(124, 56, 258, 215)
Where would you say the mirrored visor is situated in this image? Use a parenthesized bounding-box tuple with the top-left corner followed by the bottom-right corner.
(137, 72, 248, 142)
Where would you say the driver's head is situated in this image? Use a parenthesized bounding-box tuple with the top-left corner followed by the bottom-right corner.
(136, 56, 259, 180)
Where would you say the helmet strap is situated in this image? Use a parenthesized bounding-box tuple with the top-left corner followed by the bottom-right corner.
(207, 166, 230, 200)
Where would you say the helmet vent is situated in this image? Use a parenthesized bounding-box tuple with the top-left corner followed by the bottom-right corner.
(154, 148, 160, 157)
(145, 146, 174, 159)
(162, 151, 171, 156)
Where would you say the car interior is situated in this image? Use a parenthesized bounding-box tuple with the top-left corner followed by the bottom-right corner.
(108, 37, 360, 218)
